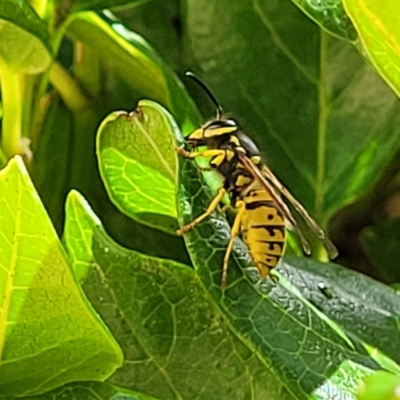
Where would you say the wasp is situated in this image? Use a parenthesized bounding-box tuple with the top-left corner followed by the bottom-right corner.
(177, 72, 337, 288)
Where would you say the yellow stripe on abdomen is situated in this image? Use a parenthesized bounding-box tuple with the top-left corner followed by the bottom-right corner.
(242, 189, 286, 277)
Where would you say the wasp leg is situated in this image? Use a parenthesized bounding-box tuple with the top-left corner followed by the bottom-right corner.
(269, 272, 279, 283)
(177, 187, 226, 235)
(220, 204, 231, 214)
(221, 200, 246, 289)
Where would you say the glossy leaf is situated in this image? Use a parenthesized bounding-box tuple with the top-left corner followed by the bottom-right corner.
(0, 0, 52, 72)
(62, 192, 295, 400)
(63, 190, 102, 283)
(281, 256, 400, 366)
(343, 0, 400, 97)
(184, 0, 400, 225)
(0, 157, 123, 397)
(290, 0, 357, 41)
(97, 100, 180, 233)
(176, 156, 379, 399)
(67, 11, 200, 132)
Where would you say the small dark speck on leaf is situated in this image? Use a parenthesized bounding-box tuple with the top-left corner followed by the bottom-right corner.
(317, 282, 334, 299)
(172, 15, 183, 37)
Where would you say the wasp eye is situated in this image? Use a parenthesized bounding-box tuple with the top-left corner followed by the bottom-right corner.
(223, 119, 237, 128)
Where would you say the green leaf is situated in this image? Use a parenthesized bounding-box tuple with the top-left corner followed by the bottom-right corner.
(63, 190, 102, 283)
(359, 217, 400, 283)
(62, 192, 296, 400)
(30, 96, 74, 234)
(176, 156, 379, 399)
(0, 0, 52, 73)
(97, 100, 180, 233)
(0, 157, 123, 397)
(290, 0, 357, 41)
(312, 360, 373, 400)
(357, 371, 400, 400)
(281, 256, 400, 367)
(184, 0, 400, 225)
(343, 0, 400, 97)
(67, 11, 200, 132)
(25, 382, 156, 400)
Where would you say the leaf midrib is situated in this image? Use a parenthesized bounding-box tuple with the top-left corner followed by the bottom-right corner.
(132, 116, 175, 180)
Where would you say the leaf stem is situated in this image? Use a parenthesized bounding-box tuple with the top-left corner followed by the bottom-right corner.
(49, 62, 90, 112)
(315, 31, 328, 221)
(74, 42, 101, 97)
(0, 58, 23, 156)
(0, 145, 7, 167)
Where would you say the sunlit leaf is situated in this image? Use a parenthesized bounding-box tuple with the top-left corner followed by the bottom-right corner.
(290, 0, 357, 41)
(62, 192, 296, 400)
(63, 190, 102, 282)
(67, 11, 200, 132)
(343, 0, 400, 97)
(0, 0, 52, 72)
(357, 371, 400, 400)
(97, 100, 180, 233)
(0, 157, 123, 397)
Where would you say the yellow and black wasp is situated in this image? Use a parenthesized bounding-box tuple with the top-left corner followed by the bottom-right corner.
(177, 72, 337, 288)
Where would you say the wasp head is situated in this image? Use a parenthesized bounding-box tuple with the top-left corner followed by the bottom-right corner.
(186, 118, 238, 147)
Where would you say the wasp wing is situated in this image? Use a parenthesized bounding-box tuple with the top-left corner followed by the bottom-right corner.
(238, 153, 338, 259)
(238, 154, 311, 256)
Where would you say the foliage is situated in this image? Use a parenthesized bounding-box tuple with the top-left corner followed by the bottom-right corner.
(1, 0, 400, 399)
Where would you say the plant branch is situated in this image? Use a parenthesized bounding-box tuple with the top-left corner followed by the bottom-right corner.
(49, 62, 90, 112)
(0, 58, 23, 156)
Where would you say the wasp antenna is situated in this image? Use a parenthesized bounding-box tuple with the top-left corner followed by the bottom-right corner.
(185, 71, 224, 119)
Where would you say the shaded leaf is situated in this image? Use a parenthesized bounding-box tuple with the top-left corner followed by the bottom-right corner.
(0, 157, 123, 398)
(113, 0, 182, 71)
(343, 0, 400, 97)
(290, 0, 357, 41)
(62, 192, 295, 400)
(176, 156, 379, 399)
(184, 0, 400, 225)
(96, 101, 180, 233)
(281, 256, 400, 367)
(30, 96, 74, 234)
(359, 217, 400, 283)
(0, 0, 52, 73)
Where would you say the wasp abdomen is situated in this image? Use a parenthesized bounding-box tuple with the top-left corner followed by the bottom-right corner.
(242, 189, 286, 277)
